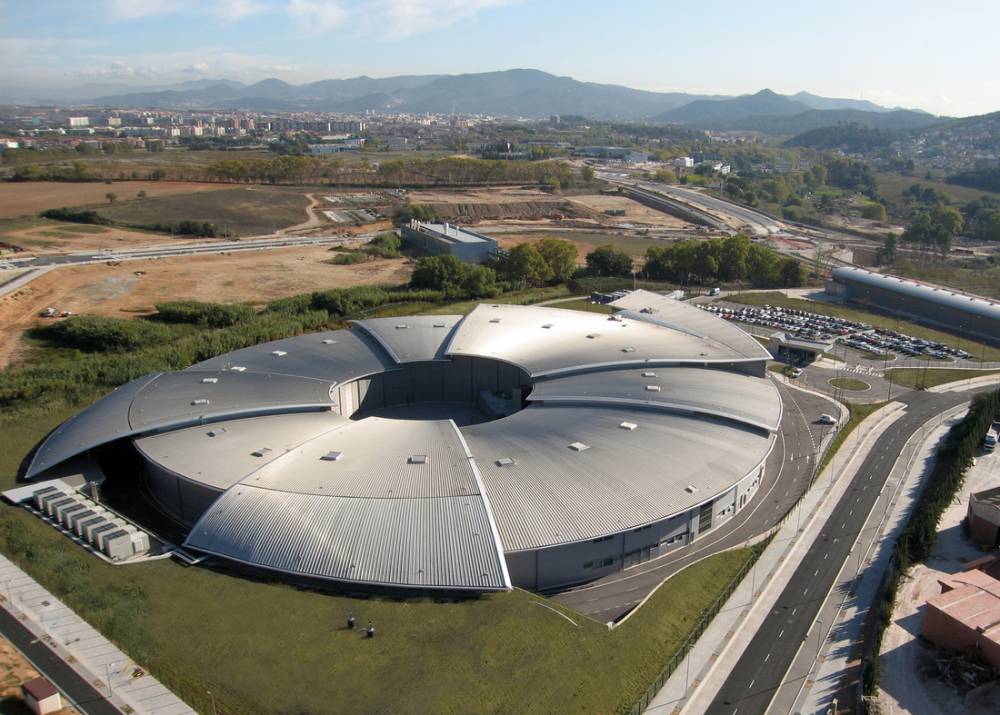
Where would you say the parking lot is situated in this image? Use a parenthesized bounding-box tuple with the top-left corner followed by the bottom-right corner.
(699, 303, 972, 362)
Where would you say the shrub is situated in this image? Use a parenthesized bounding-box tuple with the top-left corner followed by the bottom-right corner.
(31, 316, 178, 352)
(39, 208, 110, 225)
(327, 252, 367, 265)
(154, 301, 254, 327)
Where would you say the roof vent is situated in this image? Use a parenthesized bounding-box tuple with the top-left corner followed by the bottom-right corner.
(645, 385, 661, 392)
(230, 366, 247, 372)
(433, 323, 447, 328)
(320, 451, 343, 462)
(684, 485, 698, 494)
(191, 398, 210, 406)
(251, 447, 272, 458)
(568, 442, 590, 452)
(206, 428, 227, 437)
(642, 371, 656, 377)
(619, 422, 638, 431)
(542, 323, 554, 329)
(621, 346, 636, 353)
(489, 318, 501, 324)
(395, 324, 408, 329)
(408, 454, 428, 465)
(200, 377, 218, 384)
(271, 350, 287, 357)
(586, 333, 600, 339)
(496, 457, 516, 467)
(322, 339, 337, 345)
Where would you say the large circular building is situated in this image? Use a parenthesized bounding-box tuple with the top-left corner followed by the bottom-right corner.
(27, 290, 781, 593)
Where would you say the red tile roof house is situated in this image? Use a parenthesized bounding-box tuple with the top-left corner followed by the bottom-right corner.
(21, 676, 62, 715)
(921, 569, 1000, 668)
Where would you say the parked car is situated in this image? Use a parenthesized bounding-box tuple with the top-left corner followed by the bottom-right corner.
(818, 414, 837, 425)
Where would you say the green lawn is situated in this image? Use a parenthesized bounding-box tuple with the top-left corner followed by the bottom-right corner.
(1, 395, 754, 715)
(829, 377, 871, 391)
(875, 171, 1000, 210)
(886, 368, 1000, 391)
(725, 292, 1000, 362)
(820, 401, 887, 475)
(97, 186, 311, 236)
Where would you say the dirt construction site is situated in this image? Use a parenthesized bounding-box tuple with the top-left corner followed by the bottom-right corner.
(0, 248, 412, 368)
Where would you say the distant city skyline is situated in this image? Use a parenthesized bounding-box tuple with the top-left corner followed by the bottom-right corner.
(1, 0, 998, 117)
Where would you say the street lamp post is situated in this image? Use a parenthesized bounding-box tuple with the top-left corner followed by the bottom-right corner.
(105, 661, 115, 697)
(816, 619, 824, 656)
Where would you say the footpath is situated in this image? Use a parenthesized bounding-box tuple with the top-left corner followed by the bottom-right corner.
(0, 553, 195, 715)
(646, 389, 903, 714)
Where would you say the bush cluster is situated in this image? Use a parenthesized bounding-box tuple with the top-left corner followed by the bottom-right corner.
(154, 301, 254, 327)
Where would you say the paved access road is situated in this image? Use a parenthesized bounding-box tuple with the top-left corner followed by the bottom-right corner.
(0, 606, 119, 715)
(5, 234, 351, 268)
(705, 388, 976, 715)
(634, 182, 783, 237)
(552, 382, 834, 622)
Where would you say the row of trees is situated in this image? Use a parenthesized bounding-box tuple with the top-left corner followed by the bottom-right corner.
(902, 203, 964, 254)
(644, 235, 806, 287)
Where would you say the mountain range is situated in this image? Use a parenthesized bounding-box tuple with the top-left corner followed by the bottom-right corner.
(3, 69, 943, 133)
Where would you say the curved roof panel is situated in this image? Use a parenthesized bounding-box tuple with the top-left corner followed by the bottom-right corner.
(189, 328, 394, 383)
(609, 289, 770, 360)
(832, 266, 1000, 322)
(530, 366, 781, 432)
(351, 316, 462, 363)
(462, 403, 774, 552)
(26, 373, 163, 478)
(444, 303, 759, 377)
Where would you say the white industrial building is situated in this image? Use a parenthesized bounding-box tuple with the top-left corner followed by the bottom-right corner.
(25, 291, 780, 593)
(401, 220, 499, 263)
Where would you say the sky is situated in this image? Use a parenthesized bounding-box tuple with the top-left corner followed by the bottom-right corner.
(1, 0, 999, 116)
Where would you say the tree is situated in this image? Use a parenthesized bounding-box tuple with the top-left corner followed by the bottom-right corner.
(137, 190, 147, 199)
(105, 192, 117, 204)
(654, 168, 677, 184)
(498, 243, 553, 286)
(585, 244, 632, 277)
(535, 238, 578, 283)
(861, 203, 887, 222)
(879, 233, 898, 264)
(718, 234, 750, 282)
(779, 258, 806, 287)
(410, 255, 467, 295)
(462, 264, 498, 298)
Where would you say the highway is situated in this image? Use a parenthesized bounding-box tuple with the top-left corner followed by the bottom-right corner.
(634, 181, 783, 237)
(552, 382, 834, 622)
(704, 388, 976, 715)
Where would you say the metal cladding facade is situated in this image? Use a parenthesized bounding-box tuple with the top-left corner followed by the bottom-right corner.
(828, 266, 1000, 344)
(27, 291, 781, 593)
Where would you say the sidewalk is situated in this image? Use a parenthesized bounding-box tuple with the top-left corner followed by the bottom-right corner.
(0, 554, 195, 715)
(788, 403, 970, 715)
(646, 399, 907, 714)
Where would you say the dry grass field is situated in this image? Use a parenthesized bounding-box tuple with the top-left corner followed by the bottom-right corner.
(0, 181, 233, 218)
(0, 248, 412, 368)
(0, 219, 210, 254)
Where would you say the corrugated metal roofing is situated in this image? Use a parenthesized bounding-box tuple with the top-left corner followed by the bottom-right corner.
(184, 485, 509, 590)
(128, 370, 336, 430)
(609, 290, 770, 360)
(444, 303, 759, 377)
(189, 328, 395, 383)
(832, 266, 1000, 322)
(243, 416, 481, 498)
(351, 316, 462, 363)
(134, 412, 349, 491)
(26, 373, 163, 478)
(462, 403, 774, 552)
(530, 366, 782, 432)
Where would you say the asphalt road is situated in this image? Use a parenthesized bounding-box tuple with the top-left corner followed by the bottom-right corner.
(552, 382, 833, 621)
(5, 235, 348, 268)
(634, 181, 783, 237)
(705, 388, 975, 715)
(0, 606, 120, 715)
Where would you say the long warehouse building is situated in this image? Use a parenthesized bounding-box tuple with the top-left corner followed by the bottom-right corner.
(827, 266, 1000, 345)
(25, 291, 780, 594)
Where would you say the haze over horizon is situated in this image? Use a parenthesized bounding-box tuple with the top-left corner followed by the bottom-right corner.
(1, 0, 998, 117)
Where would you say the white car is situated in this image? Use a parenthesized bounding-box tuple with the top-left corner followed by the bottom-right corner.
(819, 414, 837, 425)
(790, 368, 803, 378)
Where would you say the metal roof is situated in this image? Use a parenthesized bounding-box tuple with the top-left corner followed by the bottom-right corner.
(134, 412, 348, 491)
(351, 316, 462, 363)
(444, 302, 761, 377)
(529, 366, 781, 432)
(189, 328, 395, 382)
(462, 403, 774, 552)
(609, 290, 770, 360)
(832, 266, 1000, 322)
